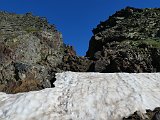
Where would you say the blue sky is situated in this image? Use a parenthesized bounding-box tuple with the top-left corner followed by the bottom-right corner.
(0, 0, 160, 56)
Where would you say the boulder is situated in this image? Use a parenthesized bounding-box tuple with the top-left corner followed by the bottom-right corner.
(123, 107, 160, 120)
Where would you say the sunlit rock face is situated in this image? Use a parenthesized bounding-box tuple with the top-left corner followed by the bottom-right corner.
(0, 72, 160, 120)
(0, 12, 65, 93)
(0, 12, 92, 93)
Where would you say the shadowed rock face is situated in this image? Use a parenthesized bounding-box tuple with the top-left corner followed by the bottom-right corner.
(58, 45, 93, 72)
(86, 7, 160, 72)
(123, 107, 160, 120)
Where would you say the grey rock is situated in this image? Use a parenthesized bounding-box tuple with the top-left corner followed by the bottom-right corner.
(0, 12, 64, 93)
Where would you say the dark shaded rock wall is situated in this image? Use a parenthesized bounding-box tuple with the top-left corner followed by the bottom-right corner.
(58, 45, 93, 72)
(123, 107, 160, 120)
(86, 7, 160, 72)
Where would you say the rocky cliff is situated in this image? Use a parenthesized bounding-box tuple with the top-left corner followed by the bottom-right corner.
(0, 12, 92, 93)
(1, 7, 160, 93)
(0, 8, 160, 120)
(86, 7, 160, 73)
(0, 12, 65, 93)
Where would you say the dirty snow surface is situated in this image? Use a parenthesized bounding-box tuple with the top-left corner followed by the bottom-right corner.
(0, 72, 160, 120)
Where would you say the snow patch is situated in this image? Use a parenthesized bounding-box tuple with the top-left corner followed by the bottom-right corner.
(0, 72, 160, 120)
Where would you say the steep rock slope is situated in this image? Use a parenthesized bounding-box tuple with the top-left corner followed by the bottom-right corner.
(0, 11, 94, 93)
(86, 7, 160, 72)
(0, 12, 92, 93)
(0, 12, 65, 93)
(2, 7, 160, 93)
(0, 72, 160, 120)
(58, 45, 93, 72)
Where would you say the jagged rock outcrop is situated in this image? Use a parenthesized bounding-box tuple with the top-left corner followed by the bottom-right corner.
(2, 7, 160, 93)
(0, 12, 93, 93)
(0, 72, 160, 120)
(0, 12, 64, 93)
(86, 7, 160, 72)
(58, 45, 93, 72)
(123, 107, 160, 120)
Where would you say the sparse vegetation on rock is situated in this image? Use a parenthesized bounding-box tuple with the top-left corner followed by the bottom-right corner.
(0, 12, 64, 93)
(86, 7, 160, 72)
(1, 7, 160, 93)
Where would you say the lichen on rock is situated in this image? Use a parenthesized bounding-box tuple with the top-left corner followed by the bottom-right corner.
(0, 12, 64, 93)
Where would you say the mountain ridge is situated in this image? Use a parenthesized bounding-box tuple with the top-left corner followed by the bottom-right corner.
(1, 7, 160, 93)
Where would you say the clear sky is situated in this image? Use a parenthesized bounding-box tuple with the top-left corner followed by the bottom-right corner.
(0, 0, 160, 56)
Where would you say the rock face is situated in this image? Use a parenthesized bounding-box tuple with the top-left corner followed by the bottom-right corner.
(86, 7, 160, 72)
(123, 107, 160, 120)
(2, 7, 160, 93)
(0, 12, 93, 93)
(0, 72, 160, 120)
(0, 12, 64, 93)
(58, 45, 93, 72)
